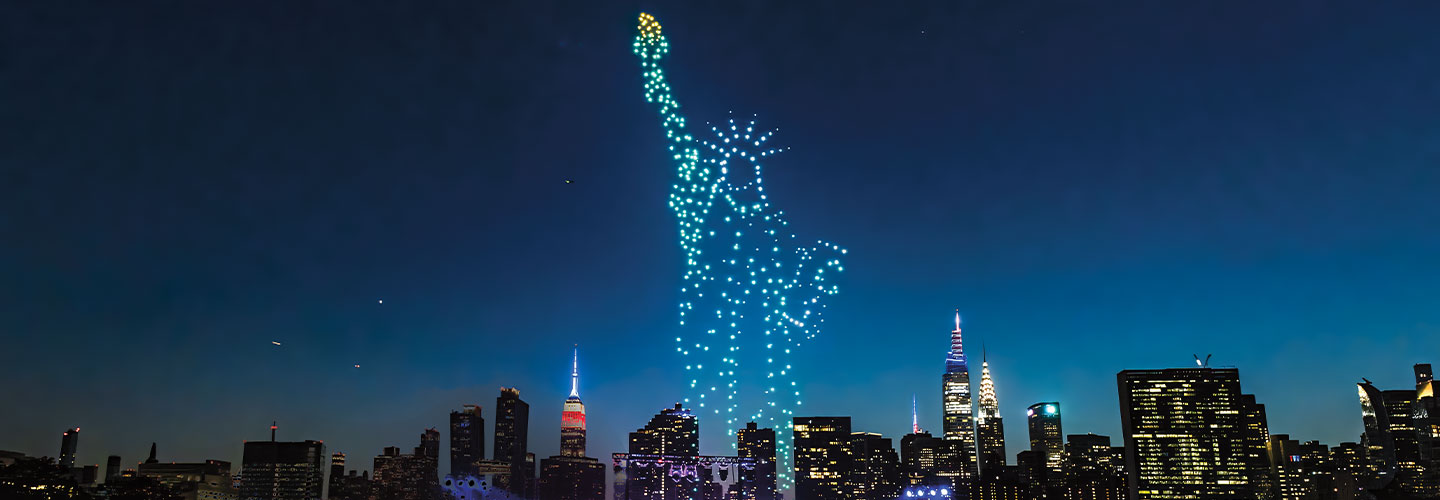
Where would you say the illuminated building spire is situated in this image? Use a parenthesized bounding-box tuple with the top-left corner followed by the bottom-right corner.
(978, 351, 999, 421)
(570, 345, 580, 399)
(912, 394, 920, 434)
(946, 310, 967, 372)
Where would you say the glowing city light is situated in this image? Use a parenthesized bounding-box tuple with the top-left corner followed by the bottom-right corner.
(633, 12, 844, 489)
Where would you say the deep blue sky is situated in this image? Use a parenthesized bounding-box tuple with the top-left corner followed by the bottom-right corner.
(3, 0, 1439, 479)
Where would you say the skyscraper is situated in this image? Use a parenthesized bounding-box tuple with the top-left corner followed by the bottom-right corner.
(328, 452, 345, 500)
(450, 405, 485, 477)
(1357, 378, 1439, 497)
(1063, 434, 1124, 500)
(901, 431, 943, 486)
(941, 312, 977, 481)
(238, 424, 325, 500)
(59, 427, 79, 469)
(1239, 394, 1275, 500)
(1117, 368, 1252, 500)
(106, 455, 121, 483)
(629, 403, 700, 456)
(618, 403, 702, 500)
(538, 347, 605, 500)
(975, 352, 1006, 480)
(494, 387, 531, 497)
(738, 422, 778, 500)
(1026, 402, 1063, 498)
(849, 432, 902, 500)
(562, 347, 587, 458)
(792, 416, 851, 500)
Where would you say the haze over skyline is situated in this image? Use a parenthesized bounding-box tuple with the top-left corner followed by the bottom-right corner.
(4, 0, 1439, 477)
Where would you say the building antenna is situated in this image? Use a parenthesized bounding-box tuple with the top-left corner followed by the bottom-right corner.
(912, 394, 919, 434)
(270, 421, 277, 441)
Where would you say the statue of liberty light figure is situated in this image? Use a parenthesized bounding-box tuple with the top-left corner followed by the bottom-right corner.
(633, 13, 844, 488)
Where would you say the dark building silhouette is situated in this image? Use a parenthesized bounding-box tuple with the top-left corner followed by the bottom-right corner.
(328, 452, 345, 500)
(630, 403, 700, 456)
(902, 431, 942, 485)
(105, 455, 121, 482)
(1240, 394, 1276, 500)
(138, 458, 237, 500)
(59, 427, 79, 470)
(1027, 402, 1063, 498)
(793, 416, 851, 500)
(537, 456, 604, 500)
(941, 313, 978, 483)
(849, 432, 902, 500)
(373, 432, 442, 500)
(494, 387, 531, 497)
(451, 405, 486, 477)
(238, 424, 325, 500)
(738, 422, 777, 500)
(975, 353, 1006, 481)
(1063, 434, 1124, 500)
(146, 442, 159, 464)
(1118, 368, 1252, 500)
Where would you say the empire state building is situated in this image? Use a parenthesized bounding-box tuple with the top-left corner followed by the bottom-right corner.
(561, 347, 586, 457)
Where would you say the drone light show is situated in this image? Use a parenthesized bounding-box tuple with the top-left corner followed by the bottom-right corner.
(632, 12, 845, 488)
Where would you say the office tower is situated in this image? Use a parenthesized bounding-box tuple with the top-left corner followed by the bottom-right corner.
(849, 432, 902, 500)
(1064, 434, 1124, 500)
(1356, 379, 1439, 497)
(1117, 368, 1251, 500)
(1416, 364, 1440, 478)
(629, 403, 701, 456)
(146, 442, 159, 464)
(562, 348, 587, 458)
(139, 459, 238, 500)
(1267, 435, 1310, 500)
(106, 455, 121, 482)
(902, 431, 942, 486)
(1330, 442, 1365, 500)
(450, 404, 486, 477)
(239, 424, 325, 500)
(1026, 402, 1063, 498)
(494, 387, 531, 497)
(792, 416, 852, 500)
(328, 453, 345, 500)
(1239, 394, 1275, 500)
(418, 428, 440, 460)
(59, 428, 79, 469)
(738, 422, 778, 500)
(976, 352, 1006, 480)
(940, 313, 978, 481)
(617, 403, 708, 500)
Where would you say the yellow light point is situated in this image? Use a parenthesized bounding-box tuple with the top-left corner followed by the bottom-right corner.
(637, 13, 662, 42)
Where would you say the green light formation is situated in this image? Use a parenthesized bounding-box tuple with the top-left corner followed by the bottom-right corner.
(633, 13, 844, 489)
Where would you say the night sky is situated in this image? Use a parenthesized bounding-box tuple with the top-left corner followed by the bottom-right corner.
(4, 0, 1440, 479)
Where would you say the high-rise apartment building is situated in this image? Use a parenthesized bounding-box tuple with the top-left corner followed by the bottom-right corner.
(975, 353, 1006, 480)
(941, 313, 977, 481)
(238, 424, 324, 500)
(450, 405, 485, 477)
(793, 416, 852, 500)
(494, 387, 531, 497)
(1117, 368, 1252, 500)
(738, 422, 778, 500)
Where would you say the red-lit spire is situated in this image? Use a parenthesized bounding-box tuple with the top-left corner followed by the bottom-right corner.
(270, 421, 277, 441)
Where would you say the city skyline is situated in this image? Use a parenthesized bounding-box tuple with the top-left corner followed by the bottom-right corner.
(5, 0, 1440, 491)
